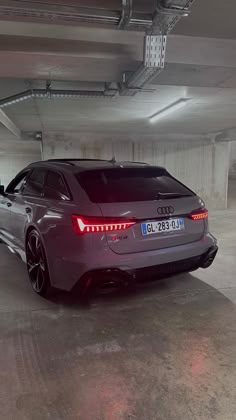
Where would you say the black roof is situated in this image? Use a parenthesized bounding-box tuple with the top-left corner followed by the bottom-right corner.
(27, 158, 157, 173)
(47, 158, 108, 166)
(46, 158, 149, 166)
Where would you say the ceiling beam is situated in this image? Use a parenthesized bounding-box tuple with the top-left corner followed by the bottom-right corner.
(0, 109, 21, 138)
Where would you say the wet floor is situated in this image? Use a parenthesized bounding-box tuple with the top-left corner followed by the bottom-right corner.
(0, 211, 236, 420)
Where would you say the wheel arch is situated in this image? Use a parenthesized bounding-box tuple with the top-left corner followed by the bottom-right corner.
(25, 225, 48, 266)
(25, 225, 36, 246)
(25, 225, 53, 291)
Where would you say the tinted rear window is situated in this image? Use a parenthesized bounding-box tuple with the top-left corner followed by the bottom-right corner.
(76, 168, 194, 203)
(44, 171, 71, 201)
(23, 169, 47, 197)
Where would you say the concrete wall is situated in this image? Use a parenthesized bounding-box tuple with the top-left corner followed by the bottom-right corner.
(43, 133, 230, 209)
(229, 141, 236, 180)
(0, 140, 41, 186)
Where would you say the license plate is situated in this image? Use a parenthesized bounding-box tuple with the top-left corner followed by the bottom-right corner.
(141, 218, 185, 236)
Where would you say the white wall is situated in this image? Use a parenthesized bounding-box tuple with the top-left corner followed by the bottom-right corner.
(0, 140, 41, 186)
(43, 132, 230, 209)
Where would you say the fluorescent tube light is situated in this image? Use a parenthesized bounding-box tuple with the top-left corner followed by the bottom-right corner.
(149, 98, 190, 124)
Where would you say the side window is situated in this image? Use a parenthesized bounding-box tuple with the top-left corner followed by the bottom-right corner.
(6, 171, 30, 194)
(44, 171, 70, 201)
(23, 169, 47, 197)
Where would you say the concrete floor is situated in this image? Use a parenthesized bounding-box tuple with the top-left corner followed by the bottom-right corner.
(0, 212, 236, 420)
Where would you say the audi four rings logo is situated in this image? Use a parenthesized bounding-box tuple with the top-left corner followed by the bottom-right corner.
(157, 206, 174, 215)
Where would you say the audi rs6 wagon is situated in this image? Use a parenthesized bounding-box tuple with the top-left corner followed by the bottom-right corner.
(0, 159, 218, 297)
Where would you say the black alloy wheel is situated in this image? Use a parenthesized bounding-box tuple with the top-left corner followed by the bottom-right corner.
(26, 230, 51, 296)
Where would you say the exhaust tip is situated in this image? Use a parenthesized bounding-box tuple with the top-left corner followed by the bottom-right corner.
(201, 247, 218, 269)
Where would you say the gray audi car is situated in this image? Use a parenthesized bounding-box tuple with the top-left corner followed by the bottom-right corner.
(0, 159, 218, 297)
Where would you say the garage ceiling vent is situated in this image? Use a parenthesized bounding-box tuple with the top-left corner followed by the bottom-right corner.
(121, 0, 196, 96)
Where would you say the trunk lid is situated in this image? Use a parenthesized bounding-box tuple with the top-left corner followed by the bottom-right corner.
(98, 196, 205, 255)
(76, 166, 206, 255)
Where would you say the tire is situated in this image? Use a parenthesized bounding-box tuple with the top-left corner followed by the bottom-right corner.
(26, 230, 52, 297)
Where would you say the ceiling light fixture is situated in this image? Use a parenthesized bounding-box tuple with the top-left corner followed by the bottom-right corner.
(149, 98, 190, 124)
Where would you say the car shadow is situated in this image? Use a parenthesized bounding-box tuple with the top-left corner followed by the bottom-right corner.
(0, 244, 222, 311)
(1, 244, 233, 311)
(49, 271, 222, 309)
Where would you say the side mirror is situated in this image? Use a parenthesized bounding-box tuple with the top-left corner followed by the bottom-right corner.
(0, 185, 5, 195)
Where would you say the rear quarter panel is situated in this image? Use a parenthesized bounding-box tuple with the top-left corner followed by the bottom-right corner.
(32, 186, 106, 289)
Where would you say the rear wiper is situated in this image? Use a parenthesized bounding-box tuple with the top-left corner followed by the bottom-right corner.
(155, 192, 192, 200)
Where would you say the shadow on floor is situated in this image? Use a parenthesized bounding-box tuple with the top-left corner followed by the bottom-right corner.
(49, 270, 234, 312)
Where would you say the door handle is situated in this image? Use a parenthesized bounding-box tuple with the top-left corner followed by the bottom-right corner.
(7, 202, 12, 207)
(25, 207, 32, 214)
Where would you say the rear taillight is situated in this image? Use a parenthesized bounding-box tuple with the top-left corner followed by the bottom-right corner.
(189, 208, 208, 221)
(72, 215, 136, 234)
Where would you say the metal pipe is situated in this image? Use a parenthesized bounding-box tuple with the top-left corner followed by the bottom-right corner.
(0, 0, 153, 31)
(119, 0, 133, 29)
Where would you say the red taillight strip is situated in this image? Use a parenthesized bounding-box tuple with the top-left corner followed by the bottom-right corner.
(72, 215, 136, 234)
(189, 208, 208, 221)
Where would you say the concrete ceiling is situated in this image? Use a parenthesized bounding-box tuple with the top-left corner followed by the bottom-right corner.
(0, 0, 236, 141)
(1, 0, 236, 39)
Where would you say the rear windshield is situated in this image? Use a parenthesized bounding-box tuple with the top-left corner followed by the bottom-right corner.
(76, 168, 194, 203)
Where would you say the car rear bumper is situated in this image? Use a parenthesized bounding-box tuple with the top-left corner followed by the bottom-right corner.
(52, 233, 217, 291)
(127, 245, 218, 281)
(76, 245, 218, 292)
